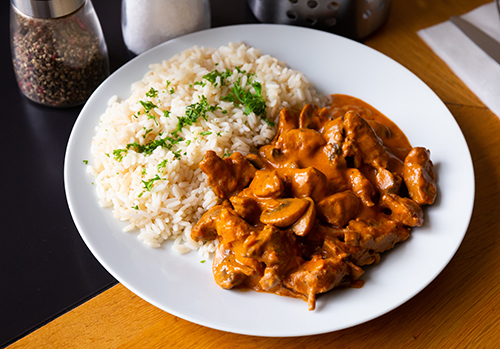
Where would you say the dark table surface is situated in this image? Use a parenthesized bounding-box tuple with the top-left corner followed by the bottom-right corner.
(0, 0, 259, 347)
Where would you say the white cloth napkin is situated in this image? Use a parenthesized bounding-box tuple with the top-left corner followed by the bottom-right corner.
(418, 2, 500, 117)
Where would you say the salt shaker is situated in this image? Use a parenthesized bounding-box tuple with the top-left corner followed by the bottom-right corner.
(10, 0, 109, 108)
(122, 0, 211, 55)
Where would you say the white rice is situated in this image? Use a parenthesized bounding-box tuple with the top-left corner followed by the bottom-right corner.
(88, 42, 324, 256)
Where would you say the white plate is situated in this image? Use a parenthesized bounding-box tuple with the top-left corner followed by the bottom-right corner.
(64, 24, 474, 337)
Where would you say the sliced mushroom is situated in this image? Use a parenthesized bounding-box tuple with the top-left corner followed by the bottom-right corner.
(260, 198, 309, 227)
(290, 197, 316, 237)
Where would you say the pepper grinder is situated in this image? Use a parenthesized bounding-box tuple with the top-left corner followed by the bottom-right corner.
(10, 0, 109, 107)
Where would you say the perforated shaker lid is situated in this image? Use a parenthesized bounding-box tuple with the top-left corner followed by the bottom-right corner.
(11, 0, 86, 19)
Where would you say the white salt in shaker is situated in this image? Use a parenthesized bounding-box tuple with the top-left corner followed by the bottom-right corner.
(122, 0, 211, 55)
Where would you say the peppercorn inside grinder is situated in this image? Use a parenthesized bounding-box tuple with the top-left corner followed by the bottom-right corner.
(10, 0, 109, 107)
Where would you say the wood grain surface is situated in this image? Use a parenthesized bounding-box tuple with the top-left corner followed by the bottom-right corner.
(10, 0, 500, 348)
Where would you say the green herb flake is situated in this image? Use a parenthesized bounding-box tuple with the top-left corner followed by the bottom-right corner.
(221, 77, 274, 126)
(199, 131, 212, 136)
(165, 80, 175, 93)
(112, 148, 128, 162)
(172, 95, 220, 137)
(141, 174, 163, 193)
(147, 113, 158, 126)
(125, 136, 181, 156)
(83, 160, 88, 164)
(235, 66, 247, 74)
(172, 149, 182, 160)
(145, 87, 158, 98)
(200, 260, 206, 264)
(157, 159, 168, 171)
(202, 68, 232, 87)
(143, 128, 153, 138)
(139, 100, 158, 113)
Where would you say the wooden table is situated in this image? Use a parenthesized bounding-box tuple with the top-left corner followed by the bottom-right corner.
(9, 0, 500, 348)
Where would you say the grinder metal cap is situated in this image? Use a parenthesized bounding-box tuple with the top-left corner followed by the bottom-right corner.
(11, 0, 86, 19)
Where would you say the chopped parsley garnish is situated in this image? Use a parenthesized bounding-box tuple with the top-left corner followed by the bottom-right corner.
(235, 66, 247, 74)
(112, 66, 276, 163)
(202, 68, 232, 87)
(125, 135, 183, 156)
(172, 149, 182, 160)
(112, 148, 128, 162)
(172, 96, 220, 136)
(138, 174, 164, 196)
(147, 113, 158, 126)
(165, 81, 175, 94)
(139, 100, 157, 113)
(221, 78, 273, 126)
(143, 128, 153, 138)
(223, 149, 231, 158)
(83, 160, 88, 164)
(145, 87, 158, 98)
(157, 159, 168, 171)
(222, 78, 275, 126)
